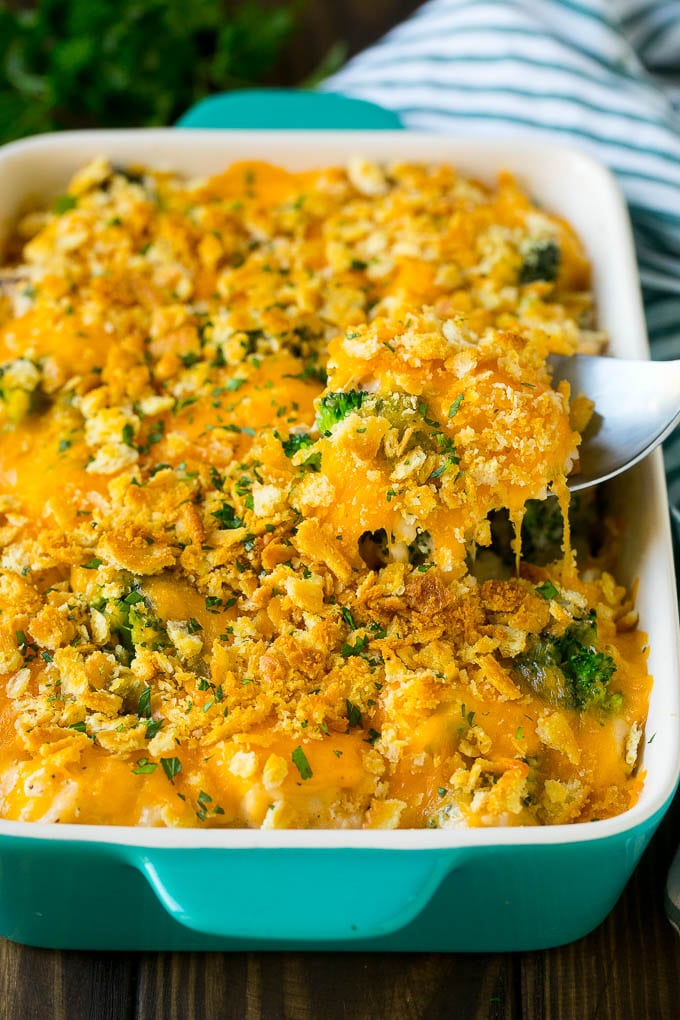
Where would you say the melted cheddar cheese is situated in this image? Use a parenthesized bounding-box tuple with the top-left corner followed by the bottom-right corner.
(0, 157, 650, 828)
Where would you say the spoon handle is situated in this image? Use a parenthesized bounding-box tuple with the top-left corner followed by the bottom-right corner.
(666, 845, 680, 935)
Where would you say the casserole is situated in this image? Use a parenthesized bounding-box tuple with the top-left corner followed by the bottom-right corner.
(0, 123, 678, 951)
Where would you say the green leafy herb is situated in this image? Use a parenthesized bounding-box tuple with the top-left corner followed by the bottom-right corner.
(345, 699, 363, 728)
(139, 419, 165, 453)
(280, 432, 312, 458)
(0, 1, 300, 146)
(535, 580, 559, 601)
(132, 758, 158, 775)
(448, 394, 464, 418)
(212, 502, 244, 530)
(121, 422, 136, 447)
(82, 558, 103, 569)
(53, 194, 77, 215)
(291, 745, 313, 780)
(341, 607, 356, 629)
(137, 686, 152, 719)
(160, 756, 182, 783)
(209, 466, 225, 491)
(145, 718, 164, 739)
(340, 634, 368, 658)
(180, 352, 201, 368)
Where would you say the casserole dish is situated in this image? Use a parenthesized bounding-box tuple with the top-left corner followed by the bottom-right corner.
(0, 118, 678, 951)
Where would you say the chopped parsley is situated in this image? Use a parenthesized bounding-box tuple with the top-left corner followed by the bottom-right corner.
(340, 634, 368, 658)
(341, 607, 356, 629)
(160, 757, 182, 783)
(121, 423, 136, 447)
(212, 502, 244, 530)
(448, 394, 464, 418)
(291, 745, 313, 780)
(345, 699, 363, 728)
(137, 686, 152, 718)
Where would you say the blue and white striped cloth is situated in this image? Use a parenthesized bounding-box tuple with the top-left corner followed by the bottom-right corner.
(326, 0, 680, 508)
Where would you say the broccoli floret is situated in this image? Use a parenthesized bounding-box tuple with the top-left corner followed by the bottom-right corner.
(364, 392, 421, 429)
(519, 239, 561, 285)
(489, 500, 565, 566)
(104, 588, 168, 655)
(514, 611, 619, 711)
(0, 358, 47, 423)
(491, 492, 605, 567)
(408, 529, 432, 566)
(316, 390, 367, 435)
(521, 496, 565, 564)
(128, 604, 168, 651)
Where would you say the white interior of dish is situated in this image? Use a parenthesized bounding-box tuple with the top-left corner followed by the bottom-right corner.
(0, 129, 677, 850)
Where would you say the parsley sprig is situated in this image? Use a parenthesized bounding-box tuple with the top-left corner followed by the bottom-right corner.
(0, 1, 301, 144)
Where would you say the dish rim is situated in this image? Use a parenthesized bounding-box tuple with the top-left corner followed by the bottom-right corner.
(0, 127, 678, 850)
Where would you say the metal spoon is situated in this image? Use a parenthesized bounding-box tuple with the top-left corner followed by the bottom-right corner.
(549, 354, 680, 491)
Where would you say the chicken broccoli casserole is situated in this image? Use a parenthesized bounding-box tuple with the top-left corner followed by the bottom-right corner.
(0, 157, 650, 828)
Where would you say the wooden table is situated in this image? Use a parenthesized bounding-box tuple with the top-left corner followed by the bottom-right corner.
(2, 3, 680, 1016)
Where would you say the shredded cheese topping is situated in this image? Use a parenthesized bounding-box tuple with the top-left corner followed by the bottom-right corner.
(0, 158, 650, 828)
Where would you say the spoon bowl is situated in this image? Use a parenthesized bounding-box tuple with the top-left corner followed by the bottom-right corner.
(549, 354, 680, 491)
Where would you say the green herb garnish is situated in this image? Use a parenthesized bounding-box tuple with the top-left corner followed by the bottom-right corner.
(291, 746, 313, 780)
(160, 757, 182, 783)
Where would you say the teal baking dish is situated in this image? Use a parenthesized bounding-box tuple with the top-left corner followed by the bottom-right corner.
(0, 97, 679, 951)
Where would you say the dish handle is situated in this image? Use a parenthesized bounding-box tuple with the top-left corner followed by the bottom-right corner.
(175, 88, 403, 131)
(137, 848, 452, 943)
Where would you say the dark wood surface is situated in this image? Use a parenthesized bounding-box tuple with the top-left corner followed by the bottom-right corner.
(2, 3, 680, 1017)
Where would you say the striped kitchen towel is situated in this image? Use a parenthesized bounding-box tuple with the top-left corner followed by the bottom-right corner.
(325, 0, 680, 508)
